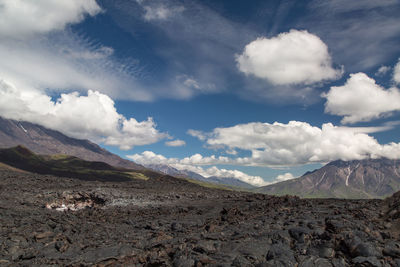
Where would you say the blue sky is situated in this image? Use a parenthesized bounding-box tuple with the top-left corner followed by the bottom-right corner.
(1, 0, 400, 186)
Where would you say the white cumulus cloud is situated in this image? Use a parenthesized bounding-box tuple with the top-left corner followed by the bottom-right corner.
(128, 116, 400, 182)
(236, 29, 342, 85)
(187, 129, 207, 141)
(200, 166, 268, 186)
(376, 66, 391, 76)
(0, 80, 167, 150)
(165, 139, 186, 147)
(129, 120, 400, 171)
(323, 73, 400, 124)
(128, 151, 305, 187)
(394, 59, 400, 84)
(191, 121, 400, 166)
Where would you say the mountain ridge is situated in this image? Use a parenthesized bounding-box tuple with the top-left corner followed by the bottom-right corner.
(0, 145, 148, 182)
(0, 116, 143, 170)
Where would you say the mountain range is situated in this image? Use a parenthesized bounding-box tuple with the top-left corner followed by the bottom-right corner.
(258, 158, 400, 198)
(0, 116, 143, 170)
(0, 116, 254, 189)
(2, 116, 400, 198)
(146, 164, 255, 189)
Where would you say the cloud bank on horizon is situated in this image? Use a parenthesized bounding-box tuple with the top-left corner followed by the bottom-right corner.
(0, 0, 400, 185)
(128, 150, 292, 187)
(132, 121, 400, 167)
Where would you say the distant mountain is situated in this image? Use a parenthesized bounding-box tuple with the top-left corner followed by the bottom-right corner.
(146, 164, 201, 179)
(0, 146, 148, 182)
(147, 164, 255, 189)
(0, 116, 143, 170)
(258, 158, 400, 199)
(206, 176, 255, 189)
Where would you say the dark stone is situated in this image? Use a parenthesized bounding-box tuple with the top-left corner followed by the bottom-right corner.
(289, 227, 310, 243)
(271, 230, 292, 246)
(237, 241, 270, 261)
(299, 256, 333, 267)
(267, 243, 296, 264)
(331, 258, 348, 267)
(265, 259, 296, 267)
(352, 243, 381, 258)
(352, 256, 382, 267)
(193, 241, 217, 253)
(173, 256, 195, 267)
(319, 246, 335, 258)
(232, 255, 252, 267)
(382, 242, 400, 257)
(171, 222, 183, 232)
(80, 246, 121, 263)
(21, 250, 36, 260)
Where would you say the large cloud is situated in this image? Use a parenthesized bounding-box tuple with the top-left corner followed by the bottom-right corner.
(236, 30, 342, 85)
(0, 0, 102, 38)
(323, 73, 400, 124)
(0, 80, 167, 150)
(188, 121, 400, 167)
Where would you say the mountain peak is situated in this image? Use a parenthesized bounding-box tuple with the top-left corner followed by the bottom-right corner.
(259, 158, 400, 199)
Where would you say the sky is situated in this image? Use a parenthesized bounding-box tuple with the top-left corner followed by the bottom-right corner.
(1, 0, 400, 186)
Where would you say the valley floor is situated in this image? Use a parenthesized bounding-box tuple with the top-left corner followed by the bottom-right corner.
(0, 169, 399, 266)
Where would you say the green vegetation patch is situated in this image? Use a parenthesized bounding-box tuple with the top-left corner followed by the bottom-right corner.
(125, 172, 149, 180)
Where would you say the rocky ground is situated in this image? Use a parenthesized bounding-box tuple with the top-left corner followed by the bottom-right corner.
(1, 168, 400, 266)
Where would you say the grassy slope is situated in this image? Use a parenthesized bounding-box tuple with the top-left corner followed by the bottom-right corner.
(0, 146, 148, 182)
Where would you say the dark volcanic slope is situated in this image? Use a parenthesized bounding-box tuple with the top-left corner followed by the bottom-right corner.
(0, 146, 148, 182)
(0, 116, 143, 170)
(1, 168, 400, 266)
(258, 158, 400, 199)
